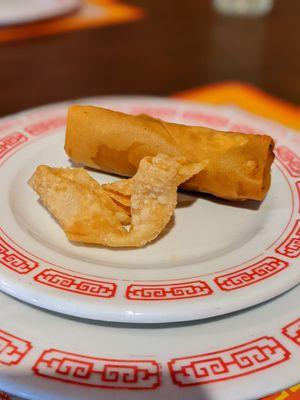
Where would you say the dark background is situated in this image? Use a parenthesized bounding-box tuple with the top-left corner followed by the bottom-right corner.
(0, 0, 300, 116)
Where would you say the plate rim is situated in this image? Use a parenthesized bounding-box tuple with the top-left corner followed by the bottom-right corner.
(0, 283, 299, 400)
(0, 95, 299, 323)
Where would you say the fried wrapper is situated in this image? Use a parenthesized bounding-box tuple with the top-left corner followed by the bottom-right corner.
(49, 167, 131, 223)
(103, 179, 132, 208)
(28, 155, 203, 247)
(65, 105, 275, 201)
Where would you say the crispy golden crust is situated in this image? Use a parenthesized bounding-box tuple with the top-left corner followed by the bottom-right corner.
(65, 105, 275, 201)
(102, 179, 132, 208)
(28, 155, 203, 248)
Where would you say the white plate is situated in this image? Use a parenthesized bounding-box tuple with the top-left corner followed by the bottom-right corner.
(0, 282, 299, 400)
(0, 0, 81, 26)
(0, 96, 299, 323)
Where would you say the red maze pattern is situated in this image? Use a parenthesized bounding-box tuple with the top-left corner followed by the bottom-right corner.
(32, 349, 160, 390)
(282, 319, 300, 346)
(0, 236, 39, 274)
(126, 280, 213, 300)
(0, 132, 27, 160)
(34, 269, 117, 298)
(276, 220, 300, 259)
(168, 336, 290, 386)
(275, 146, 300, 177)
(0, 329, 32, 366)
(24, 116, 66, 136)
(214, 257, 289, 291)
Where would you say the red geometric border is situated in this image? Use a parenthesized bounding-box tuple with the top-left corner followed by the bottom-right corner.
(0, 329, 32, 366)
(275, 146, 300, 178)
(32, 349, 160, 390)
(0, 132, 27, 161)
(126, 280, 213, 300)
(24, 116, 66, 137)
(282, 318, 300, 346)
(0, 235, 39, 275)
(168, 336, 290, 386)
(34, 269, 117, 298)
(276, 220, 300, 259)
(214, 257, 289, 291)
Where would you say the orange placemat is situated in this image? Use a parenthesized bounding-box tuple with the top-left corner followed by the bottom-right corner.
(174, 81, 300, 131)
(262, 384, 300, 400)
(0, 0, 143, 43)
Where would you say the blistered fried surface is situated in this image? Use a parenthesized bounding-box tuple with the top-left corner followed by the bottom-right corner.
(124, 154, 203, 247)
(28, 166, 128, 246)
(65, 105, 275, 201)
(34, 167, 131, 225)
(103, 179, 132, 208)
(28, 155, 203, 248)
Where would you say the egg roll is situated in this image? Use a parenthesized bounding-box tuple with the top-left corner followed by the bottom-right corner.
(65, 105, 275, 201)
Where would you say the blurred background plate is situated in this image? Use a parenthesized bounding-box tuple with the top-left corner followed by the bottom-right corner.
(0, 0, 81, 26)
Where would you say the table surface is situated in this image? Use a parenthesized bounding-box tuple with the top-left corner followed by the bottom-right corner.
(0, 0, 300, 117)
